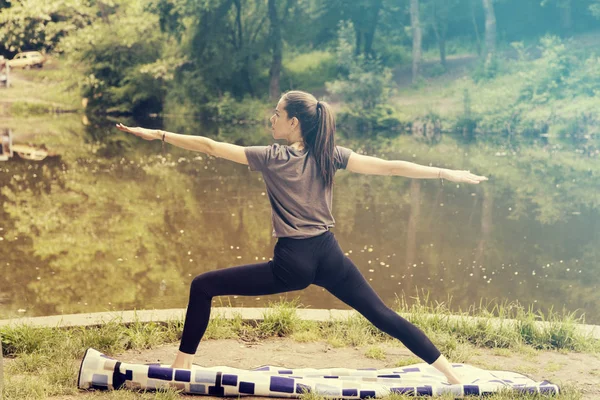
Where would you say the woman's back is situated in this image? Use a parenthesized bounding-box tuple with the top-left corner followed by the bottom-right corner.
(245, 143, 352, 238)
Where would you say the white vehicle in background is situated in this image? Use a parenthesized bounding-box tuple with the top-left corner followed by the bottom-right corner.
(7, 51, 47, 69)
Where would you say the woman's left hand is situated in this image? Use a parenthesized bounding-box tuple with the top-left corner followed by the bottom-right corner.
(116, 123, 160, 141)
(441, 169, 488, 184)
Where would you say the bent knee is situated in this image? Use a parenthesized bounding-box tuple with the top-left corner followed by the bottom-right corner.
(190, 272, 215, 297)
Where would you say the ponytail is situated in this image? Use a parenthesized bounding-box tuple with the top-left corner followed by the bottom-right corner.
(314, 101, 336, 187)
(282, 91, 336, 187)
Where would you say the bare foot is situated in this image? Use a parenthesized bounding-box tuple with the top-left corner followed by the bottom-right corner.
(170, 362, 192, 369)
(170, 350, 194, 369)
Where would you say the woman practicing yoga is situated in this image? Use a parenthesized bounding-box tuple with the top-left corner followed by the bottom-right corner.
(116, 90, 487, 384)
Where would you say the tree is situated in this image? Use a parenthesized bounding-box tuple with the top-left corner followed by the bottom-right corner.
(0, 0, 96, 53)
(481, 0, 497, 60)
(541, 0, 574, 31)
(410, 0, 422, 83)
(423, 0, 462, 68)
(268, 0, 282, 100)
(592, 0, 600, 17)
(471, 0, 483, 55)
(315, 0, 386, 57)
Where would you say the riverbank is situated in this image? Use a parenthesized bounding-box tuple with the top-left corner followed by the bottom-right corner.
(3, 39, 600, 141)
(2, 301, 599, 399)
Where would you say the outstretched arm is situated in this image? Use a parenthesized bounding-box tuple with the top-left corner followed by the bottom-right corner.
(346, 152, 487, 184)
(115, 123, 249, 166)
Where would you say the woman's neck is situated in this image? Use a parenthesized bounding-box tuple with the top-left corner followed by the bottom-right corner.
(289, 141, 305, 151)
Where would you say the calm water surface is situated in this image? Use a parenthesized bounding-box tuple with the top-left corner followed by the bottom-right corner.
(0, 114, 598, 323)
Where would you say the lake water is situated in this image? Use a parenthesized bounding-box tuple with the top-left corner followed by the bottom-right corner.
(0, 114, 598, 324)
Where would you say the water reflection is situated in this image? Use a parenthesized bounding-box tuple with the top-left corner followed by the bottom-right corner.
(0, 114, 598, 324)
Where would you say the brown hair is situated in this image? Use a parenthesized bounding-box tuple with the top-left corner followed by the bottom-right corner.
(282, 90, 336, 187)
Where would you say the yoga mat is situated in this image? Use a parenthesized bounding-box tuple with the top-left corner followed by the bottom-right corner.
(78, 348, 559, 397)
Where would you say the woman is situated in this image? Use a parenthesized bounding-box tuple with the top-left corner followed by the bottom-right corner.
(116, 90, 487, 384)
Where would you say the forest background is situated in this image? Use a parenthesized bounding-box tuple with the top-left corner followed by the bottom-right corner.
(1, 0, 599, 139)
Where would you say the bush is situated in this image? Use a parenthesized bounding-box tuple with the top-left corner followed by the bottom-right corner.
(375, 43, 411, 67)
(58, 2, 168, 115)
(281, 50, 338, 92)
(453, 89, 480, 138)
(204, 93, 269, 123)
(518, 36, 575, 104)
(326, 21, 396, 113)
(472, 53, 500, 82)
(338, 104, 406, 137)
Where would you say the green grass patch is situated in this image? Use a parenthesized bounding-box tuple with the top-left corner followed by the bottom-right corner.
(393, 356, 421, 367)
(259, 298, 302, 337)
(364, 345, 386, 360)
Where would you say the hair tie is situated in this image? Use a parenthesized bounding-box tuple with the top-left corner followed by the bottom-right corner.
(316, 101, 321, 109)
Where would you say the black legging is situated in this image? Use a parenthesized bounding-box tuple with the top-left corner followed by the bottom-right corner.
(179, 231, 442, 364)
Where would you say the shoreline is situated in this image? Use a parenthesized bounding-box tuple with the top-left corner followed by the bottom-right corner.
(2, 307, 599, 341)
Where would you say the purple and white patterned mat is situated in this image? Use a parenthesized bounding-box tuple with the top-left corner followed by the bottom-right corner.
(78, 348, 559, 397)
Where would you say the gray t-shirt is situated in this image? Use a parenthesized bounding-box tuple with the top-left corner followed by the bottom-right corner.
(245, 143, 353, 238)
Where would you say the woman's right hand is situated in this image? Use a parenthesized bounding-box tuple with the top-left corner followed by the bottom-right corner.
(116, 123, 160, 141)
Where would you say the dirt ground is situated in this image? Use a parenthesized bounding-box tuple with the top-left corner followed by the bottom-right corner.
(59, 337, 600, 399)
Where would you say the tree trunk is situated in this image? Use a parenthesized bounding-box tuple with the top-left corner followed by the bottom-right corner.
(363, 0, 383, 57)
(438, 36, 447, 68)
(410, 0, 422, 83)
(268, 0, 282, 100)
(481, 0, 496, 60)
(561, 0, 572, 32)
(471, 0, 482, 55)
(234, 0, 242, 49)
(432, 1, 447, 68)
(355, 27, 363, 56)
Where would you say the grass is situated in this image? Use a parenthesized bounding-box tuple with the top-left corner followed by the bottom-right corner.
(388, 36, 600, 137)
(2, 58, 82, 113)
(1, 293, 598, 399)
(365, 345, 386, 360)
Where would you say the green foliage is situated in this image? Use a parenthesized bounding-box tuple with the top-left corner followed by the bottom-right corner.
(515, 35, 600, 118)
(281, 50, 338, 92)
(205, 93, 269, 122)
(326, 21, 395, 111)
(453, 88, 480, 137)
(472, 53, 500, 82)
(57, 1, 167, 114)
(592, 1, 600, 17)
(376, 43, 411, 67)
(326, 20, 401, 135)
(338, 104, 406, 136)
(0, 0, 97, 53)
(519, 35, 575, 104)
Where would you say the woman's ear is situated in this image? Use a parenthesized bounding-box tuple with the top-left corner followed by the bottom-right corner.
(291, 116, 299, 130)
